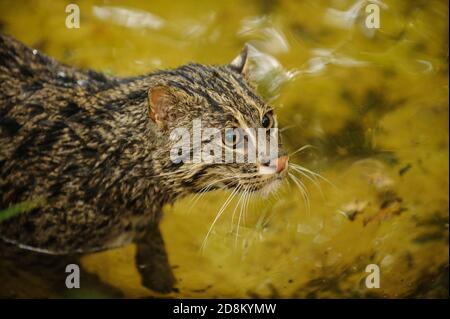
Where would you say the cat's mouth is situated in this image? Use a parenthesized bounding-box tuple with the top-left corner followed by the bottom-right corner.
(258, 155, 289, 176)
(255, 175, 284, 197)
(194, 156, 289, 196)
(219, 155, 289, 196)
(254, 155, 289, 196)
(238, 169, 287, 197)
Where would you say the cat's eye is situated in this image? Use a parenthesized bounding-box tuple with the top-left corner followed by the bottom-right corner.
(223, 128, 242, 147)
(262, 112, 274, 129)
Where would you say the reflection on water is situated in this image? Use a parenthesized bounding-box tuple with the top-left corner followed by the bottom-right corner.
(92, 6, 165, 30)
(0, 0, 448, 298)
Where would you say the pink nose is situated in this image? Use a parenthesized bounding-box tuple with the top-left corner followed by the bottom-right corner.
(275, 155, 289, 173)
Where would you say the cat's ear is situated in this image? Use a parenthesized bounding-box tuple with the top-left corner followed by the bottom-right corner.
(229, 44, 251, 77)
(148, 85, 183, 130)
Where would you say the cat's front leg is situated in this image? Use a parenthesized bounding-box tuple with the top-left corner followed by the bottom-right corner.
(134, 223, 176, 294)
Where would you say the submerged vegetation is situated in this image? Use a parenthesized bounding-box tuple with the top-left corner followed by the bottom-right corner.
(0, 198, 45, 223)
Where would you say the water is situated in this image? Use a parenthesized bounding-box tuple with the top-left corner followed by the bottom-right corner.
(0, 0, 448, 298)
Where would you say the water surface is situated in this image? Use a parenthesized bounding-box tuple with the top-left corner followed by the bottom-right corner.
(0, 0, 448, 298)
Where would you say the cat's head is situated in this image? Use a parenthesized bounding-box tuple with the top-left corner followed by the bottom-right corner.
(148, 45, 288, 197)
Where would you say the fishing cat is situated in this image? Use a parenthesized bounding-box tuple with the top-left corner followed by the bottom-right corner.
(0, 34, 289, 293)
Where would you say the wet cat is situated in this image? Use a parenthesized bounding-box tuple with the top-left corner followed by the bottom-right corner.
(0, 34, 288, 292)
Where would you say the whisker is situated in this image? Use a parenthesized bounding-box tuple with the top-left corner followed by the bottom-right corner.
(235, 187, 247, 249)
(289, 144, 314, 157)
(272, 188, 281, 201)
(290, 163, 335, 188)
(243, 186, 252, 228)
(201, 185, 241, 253)
(187, 176, 236, 211)
(230, 187, 246, 231)
(289, 172, 311, 215)
(289, 166, 324, 199)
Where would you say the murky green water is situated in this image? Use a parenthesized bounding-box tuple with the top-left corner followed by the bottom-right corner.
(0, 0, 448, 298)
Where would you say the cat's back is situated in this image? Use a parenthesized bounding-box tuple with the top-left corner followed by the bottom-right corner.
(0, 34, 116, 208)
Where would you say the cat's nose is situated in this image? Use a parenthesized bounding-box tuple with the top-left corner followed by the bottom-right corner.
(259, 155, 289, 175)
(275, 155, 289, 173)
